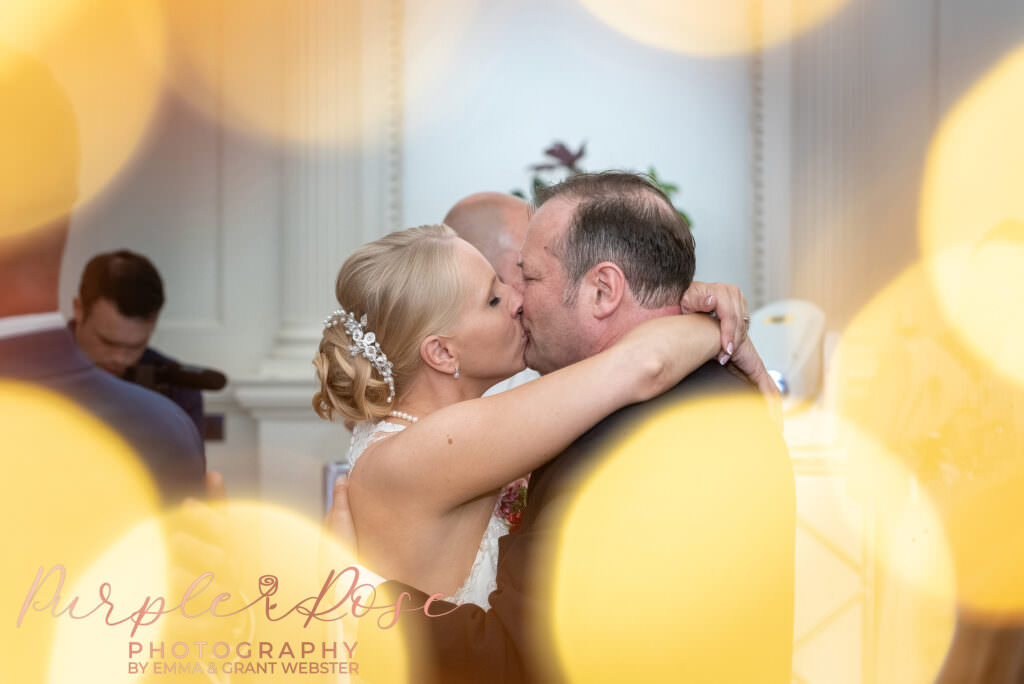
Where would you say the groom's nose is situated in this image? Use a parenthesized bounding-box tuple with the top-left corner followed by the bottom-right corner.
(508, 273, 525, 296)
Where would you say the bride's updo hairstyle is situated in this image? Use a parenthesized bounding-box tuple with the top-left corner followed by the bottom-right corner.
(313, 224, 463, 423)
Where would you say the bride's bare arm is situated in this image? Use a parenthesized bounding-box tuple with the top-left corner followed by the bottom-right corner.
(358, 313, 721, 512)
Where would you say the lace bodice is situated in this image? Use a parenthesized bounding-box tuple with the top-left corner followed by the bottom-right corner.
(346, 421, 506, 608)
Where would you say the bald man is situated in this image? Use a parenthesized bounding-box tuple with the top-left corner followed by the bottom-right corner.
(443, 191, 531, 290)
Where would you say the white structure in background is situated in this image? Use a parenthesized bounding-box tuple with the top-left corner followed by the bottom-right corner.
(748, 299, 826, 413)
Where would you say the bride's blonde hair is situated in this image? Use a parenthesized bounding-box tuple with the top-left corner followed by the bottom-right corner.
(313, 224, 464, 423)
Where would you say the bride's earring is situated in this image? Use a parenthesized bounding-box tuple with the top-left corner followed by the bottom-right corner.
(454, 366, 460, 379)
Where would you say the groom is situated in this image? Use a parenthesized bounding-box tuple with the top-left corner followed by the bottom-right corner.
(360, 172, 794, 683)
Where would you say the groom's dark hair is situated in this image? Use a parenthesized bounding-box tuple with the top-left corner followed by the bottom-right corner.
(534, 171, 695, 308)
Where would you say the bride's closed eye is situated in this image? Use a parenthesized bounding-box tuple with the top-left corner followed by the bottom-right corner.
(489, 296, 501, 307)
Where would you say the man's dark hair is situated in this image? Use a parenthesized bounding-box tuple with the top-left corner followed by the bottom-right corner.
(79, 250, 165, 319)
(534, 171, 695, 307)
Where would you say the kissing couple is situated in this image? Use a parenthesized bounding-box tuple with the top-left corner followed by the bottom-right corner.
(317, 172, 795, 682)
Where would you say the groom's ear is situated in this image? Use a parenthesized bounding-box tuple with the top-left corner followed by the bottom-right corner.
(585, 262, 626, 320)
(420, 335, 457, 374)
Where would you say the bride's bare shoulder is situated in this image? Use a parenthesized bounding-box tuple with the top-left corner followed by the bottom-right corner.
(347, 421, 416, 484)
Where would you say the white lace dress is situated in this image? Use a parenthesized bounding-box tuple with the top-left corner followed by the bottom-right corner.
(346, 420, 508, 609)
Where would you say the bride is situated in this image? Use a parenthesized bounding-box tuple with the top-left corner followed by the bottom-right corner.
(314, 224, 769, 608)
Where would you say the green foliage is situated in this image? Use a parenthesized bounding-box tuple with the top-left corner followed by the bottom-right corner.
(510, 140, 693, 228)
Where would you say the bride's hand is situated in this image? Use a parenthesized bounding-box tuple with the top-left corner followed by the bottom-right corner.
(680, 281, 750, 363)
(324, 475, 358, 555)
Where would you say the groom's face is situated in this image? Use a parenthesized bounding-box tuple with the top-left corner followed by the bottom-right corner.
(518, 197, 591, 374)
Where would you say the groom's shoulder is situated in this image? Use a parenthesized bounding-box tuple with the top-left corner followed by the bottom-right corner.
(609, 360, 755, 426)
(539, 362, 766, 487)
(671, 359, 752, 397)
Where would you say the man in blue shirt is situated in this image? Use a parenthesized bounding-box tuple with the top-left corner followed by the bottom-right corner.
(2, 52, 205, 504)
(70, 249, 205, 440)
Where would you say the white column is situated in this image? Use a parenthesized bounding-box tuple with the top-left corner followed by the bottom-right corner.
(259, 0, 363, 378)
(233, 0, 404, 519)
(751, 0, 794, 309)
(758, 0, 936, 329)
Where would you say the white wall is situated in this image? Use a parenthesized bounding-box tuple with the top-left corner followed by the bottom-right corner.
(765, 0, 1024, 329)
(60, 96, 283, 375)
(400, 0, 756, 295)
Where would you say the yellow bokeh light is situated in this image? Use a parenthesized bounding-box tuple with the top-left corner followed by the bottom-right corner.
(163, 0, 367, 146)
(47, 519, 168, 684)
(830, 256, 1024, 619)
(0, 48, 79, 238)
(0, 380, 160, 683)
(7, 475, 371, 682)
(0, 381, 389, 681)
(920, 47, 1024, 255)
(137, 500, 372, 683)
(0, 0, 166, 237)
(543, 394, 795, 683)
(578, 0, 849, 56)
(402, 0, 479, 136)
(920, 47, 1024, 385)
(0, 0, 89, 53)
(825, 418, 956, 684)
(830, 419, 955, 603)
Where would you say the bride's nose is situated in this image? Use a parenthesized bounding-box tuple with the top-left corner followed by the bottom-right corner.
(508, 284, 523, 317)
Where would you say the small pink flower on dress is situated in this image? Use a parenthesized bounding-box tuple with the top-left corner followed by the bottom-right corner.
(496, 476, 529, 532)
